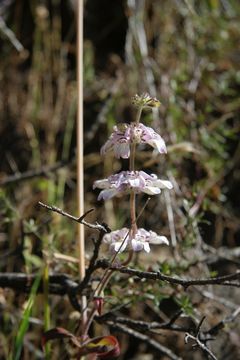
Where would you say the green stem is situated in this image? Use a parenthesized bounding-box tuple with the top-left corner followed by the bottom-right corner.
(136, 106, 143, 124)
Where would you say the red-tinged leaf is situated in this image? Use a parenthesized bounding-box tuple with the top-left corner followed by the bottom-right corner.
(42, 328, 120, 359)
(78, 335, 120, 359)
(41, 327, 81, 349)
(96, 335, 120, 359)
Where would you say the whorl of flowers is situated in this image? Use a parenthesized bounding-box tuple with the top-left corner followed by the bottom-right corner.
(93, 93, 173, 254)
(93, 171, 173, 201)
(100, 123, 167, 159)
(103, 228, 169, 254)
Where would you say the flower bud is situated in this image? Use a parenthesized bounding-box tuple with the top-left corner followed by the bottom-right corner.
(132, 93, 161, 108)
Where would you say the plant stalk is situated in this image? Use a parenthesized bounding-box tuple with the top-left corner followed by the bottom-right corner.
(129, 106, 143, 235)
(76, 0, 87, 335)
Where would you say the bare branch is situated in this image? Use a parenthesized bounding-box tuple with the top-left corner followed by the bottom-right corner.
(38, 202, 108, 232)
(106, 321, 182, 360)
(185, 331, 217, 360)
(0, 272, 82, 310)
(77, 226, 110, 293)
(98, 314, 192, 334)
(96, 260, 240, 288)
(185, 317, 218, 360)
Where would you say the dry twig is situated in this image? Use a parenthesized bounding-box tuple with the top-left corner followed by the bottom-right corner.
(106, 321, 182, 360)
(96, 260, 240, 288)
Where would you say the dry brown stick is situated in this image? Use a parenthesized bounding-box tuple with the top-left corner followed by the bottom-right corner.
(38, 202, 106, 231)
(0, 272, 81, 310)
(96, 260, 240, 288)
(0, 273, 77, 293)
(185, 317, 217, 360)
(77, 223, 110, 294)
(98, 314, 192, 334)
(106, 321, 182, 360)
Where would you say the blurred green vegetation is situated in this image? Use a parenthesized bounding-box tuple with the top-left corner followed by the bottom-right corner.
(0, 0, 239, 359)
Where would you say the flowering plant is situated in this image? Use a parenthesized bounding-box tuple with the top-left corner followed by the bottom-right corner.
(94, 93, 173, 256)
(41, 93, 173, 359)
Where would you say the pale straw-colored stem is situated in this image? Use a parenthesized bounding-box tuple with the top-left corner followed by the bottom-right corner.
(76, 0, 87, 334)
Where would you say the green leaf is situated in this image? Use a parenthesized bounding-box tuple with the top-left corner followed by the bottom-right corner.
(13, 271, 42, 360)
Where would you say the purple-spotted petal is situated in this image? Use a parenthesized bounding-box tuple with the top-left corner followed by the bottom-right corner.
(114, 142, 130, 159)
(100, 122, 167, 159)
(139, 124, 167, 154)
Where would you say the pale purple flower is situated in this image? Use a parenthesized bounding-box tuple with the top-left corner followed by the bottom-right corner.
(101, 124, 131, 159)
(131, 228, 169, 253)
(103, 228, 129, 253)
(100, 123, 167, 159)
(103, 227, 169, 253)
(138, 123, 167, 153)
(93, 170, 173, 201)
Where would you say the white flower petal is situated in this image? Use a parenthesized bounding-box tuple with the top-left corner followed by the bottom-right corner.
(112, 241, 128, 253)
(154, 179, 173, 189)
(93, 179, 109, 189)
(142, 186, 161, 195)
(143, 242, 151, 253)
(147, 138, 167, 153)
(149, 234, 169, 245)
